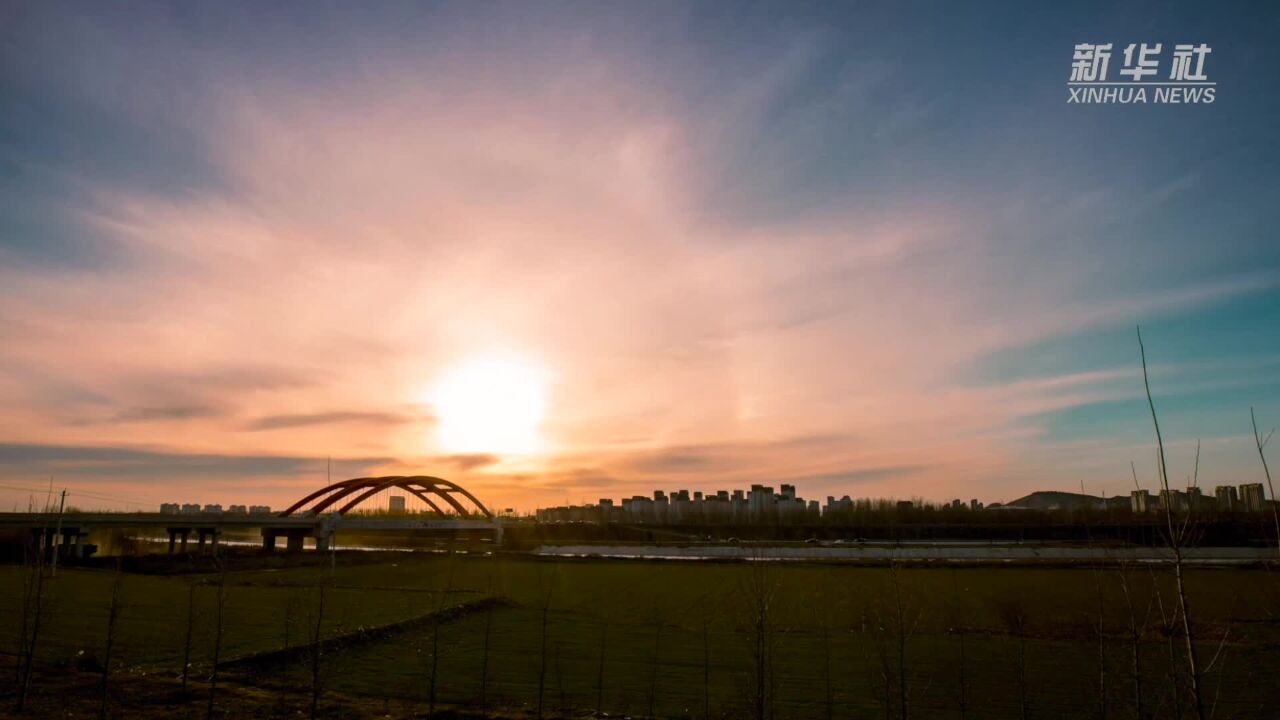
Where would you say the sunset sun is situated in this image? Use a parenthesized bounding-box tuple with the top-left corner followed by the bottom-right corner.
(429, 356, 548, 456)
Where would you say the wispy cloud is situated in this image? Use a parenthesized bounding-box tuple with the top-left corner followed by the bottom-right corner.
(243, 410, 424, 432)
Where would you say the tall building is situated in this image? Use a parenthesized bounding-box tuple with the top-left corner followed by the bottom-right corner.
(1240, 483, 1267, 512)
(389, 495, 406, 512)
(1157, 490, 1187, 513)
(1185, 486, 1204, 511)
(1130, 489, 1151, 513)
(1214, 485, 1238, 512)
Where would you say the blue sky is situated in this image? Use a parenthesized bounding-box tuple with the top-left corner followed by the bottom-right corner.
(0, 1, 1276, 510)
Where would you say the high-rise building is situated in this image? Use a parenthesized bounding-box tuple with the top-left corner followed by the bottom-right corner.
(1215, 485, 1239, 511)
(389, 495, 406, 512)
(1240, 483, 1267, 512)
(1157, 490, 1187, 513)
(1130, 489, 1151, 513)
(1185, 486, 1204, 511)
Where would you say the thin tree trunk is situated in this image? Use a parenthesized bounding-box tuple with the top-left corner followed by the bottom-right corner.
(427, 557, 456, 718)
(278, 590, 296, 710)
(310, 584, 327, 720)
(536, 575, 553, 719)
(756, 600, 767, 720)
(596, 621, 608, 717)
(822, 617, 833, 720)
(1117, 565, 1145, 720)
(99, 570, 123, 720)
(428, 609, 440, 717)
(15, 539, 32, 687)
(206, 568, 226, 720)
(957, 627, 968, 720)
(480, 599, 494, 717)
(1138, 327, 1205, 720)
(182, 582, 197, 696)
(1251, 408, 1279, 555)
(1018, 633, 1028, 720)
(890, 562, 908, 720)
(1153, 570, 1182, 720)
(17, 528, 49, 713)
(1098, 579, 1109, 720)
(999, 601, 1030, 720)
(15, 539, 35, 687)
(648, 618, 663, 719)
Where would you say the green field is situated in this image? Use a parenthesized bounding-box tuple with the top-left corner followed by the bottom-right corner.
(3, 554, 1280, 718)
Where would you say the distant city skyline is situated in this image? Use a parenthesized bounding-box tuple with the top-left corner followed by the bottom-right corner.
(1, 3, 1278, 512)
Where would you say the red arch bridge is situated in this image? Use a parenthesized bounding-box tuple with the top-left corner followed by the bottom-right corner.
(259, 475, 500, 552)
(0, 476, 503, 556)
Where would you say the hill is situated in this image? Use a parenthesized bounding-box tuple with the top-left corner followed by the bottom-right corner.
(998, 490, 1128, 511)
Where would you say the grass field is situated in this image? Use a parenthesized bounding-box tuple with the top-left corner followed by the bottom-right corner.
(4, 553, 1280, 718)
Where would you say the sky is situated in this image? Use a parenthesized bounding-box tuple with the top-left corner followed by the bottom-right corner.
(1, 1, 1278, 512)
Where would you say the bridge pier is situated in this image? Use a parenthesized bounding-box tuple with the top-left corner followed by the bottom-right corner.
(262, 527, 311, 553)
(314, 514, 336, 552)
(167, 527, 192, 554)
(56, 528, 88, 560)
(69, 530, 88, 559)
(196, 527, 221, 556)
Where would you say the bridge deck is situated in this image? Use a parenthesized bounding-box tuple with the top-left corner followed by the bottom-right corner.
(0, 512, 498, 531)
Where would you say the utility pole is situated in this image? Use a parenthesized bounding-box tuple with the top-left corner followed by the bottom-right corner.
(50, 489, 66, 577)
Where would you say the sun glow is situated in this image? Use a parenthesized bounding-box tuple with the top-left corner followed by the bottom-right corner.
(429, 356, 548, 455)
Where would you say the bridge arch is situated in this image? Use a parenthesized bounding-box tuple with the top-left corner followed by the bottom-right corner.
(279, 476, 493, 519)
